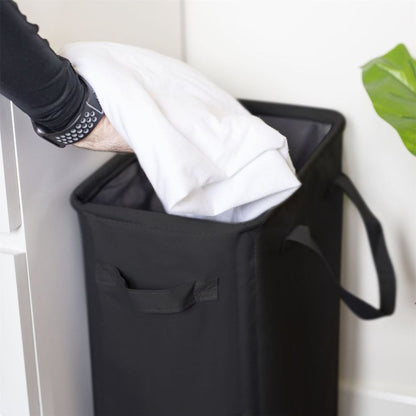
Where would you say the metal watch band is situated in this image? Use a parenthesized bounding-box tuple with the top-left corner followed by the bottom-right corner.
(31, 75, 104, 148)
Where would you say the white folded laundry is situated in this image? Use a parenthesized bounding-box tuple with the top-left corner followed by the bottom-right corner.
(60, 41, 301, 223)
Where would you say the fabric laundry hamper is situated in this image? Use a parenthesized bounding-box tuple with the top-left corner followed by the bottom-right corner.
(71, 100, 396, 416)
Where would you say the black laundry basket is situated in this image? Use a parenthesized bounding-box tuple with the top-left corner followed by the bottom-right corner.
(71, 100, 396, 416)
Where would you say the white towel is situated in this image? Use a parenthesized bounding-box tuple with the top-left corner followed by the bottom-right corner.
(60, 41, 301, 223)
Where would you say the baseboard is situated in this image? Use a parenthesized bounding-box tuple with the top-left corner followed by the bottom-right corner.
(338, 383, 416, 416)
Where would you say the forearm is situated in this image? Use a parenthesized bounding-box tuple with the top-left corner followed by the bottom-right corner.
(73, 115, 133, 153)
(0, 0, 84, 131)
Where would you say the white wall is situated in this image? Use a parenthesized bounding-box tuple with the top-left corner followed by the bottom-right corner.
(18, 0, 183, 58)
(183, 1, 416, 415)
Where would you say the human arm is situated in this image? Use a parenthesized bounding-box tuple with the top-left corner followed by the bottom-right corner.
(0, 0, 132, 152)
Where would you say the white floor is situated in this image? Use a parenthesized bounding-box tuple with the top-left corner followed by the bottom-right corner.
(339, 383, 416, 416)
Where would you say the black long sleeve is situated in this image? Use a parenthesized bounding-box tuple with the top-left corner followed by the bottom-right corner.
(0, 0, 85, 131)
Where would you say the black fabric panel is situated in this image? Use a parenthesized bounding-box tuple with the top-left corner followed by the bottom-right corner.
(83, 213, 246, 416)
(254, 126, 343, 416)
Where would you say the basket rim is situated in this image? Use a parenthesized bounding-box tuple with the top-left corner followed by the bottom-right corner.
(71, 100, 345, 233)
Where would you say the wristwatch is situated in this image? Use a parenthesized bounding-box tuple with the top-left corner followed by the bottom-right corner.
(31, 75, 104, 148)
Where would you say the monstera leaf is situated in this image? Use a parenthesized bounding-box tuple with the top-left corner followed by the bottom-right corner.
(362, 43, 416, 156)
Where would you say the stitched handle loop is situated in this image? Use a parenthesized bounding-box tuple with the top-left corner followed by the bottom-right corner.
(284, 173, 396, 320)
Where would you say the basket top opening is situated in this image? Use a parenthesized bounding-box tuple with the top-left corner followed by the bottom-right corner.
(88, 111, 333, 215)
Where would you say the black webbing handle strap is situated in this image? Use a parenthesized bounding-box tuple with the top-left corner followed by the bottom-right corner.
(284, 173, 396, 320)
(96, 263, 218, 314)
(125, 278, 219, 314)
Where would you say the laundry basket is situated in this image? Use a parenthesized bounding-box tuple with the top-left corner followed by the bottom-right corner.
(71, 100, 396, 416)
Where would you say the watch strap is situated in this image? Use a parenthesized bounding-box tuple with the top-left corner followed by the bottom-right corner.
(31, 75, 104, 148)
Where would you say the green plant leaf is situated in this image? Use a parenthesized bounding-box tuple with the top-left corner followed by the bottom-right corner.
(362, 43, 416, 155)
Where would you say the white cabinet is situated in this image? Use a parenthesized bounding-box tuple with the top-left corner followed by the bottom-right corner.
(0, 252, 39, 416)
(0, 98, 21, 232)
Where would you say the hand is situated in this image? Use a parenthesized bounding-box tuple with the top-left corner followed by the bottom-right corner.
(73, 115, 133, 153)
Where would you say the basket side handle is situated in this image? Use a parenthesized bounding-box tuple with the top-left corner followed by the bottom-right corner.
(125, 278, 219, 314)
(283, 173, 396, 320)
(96, 263, 219, 314)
